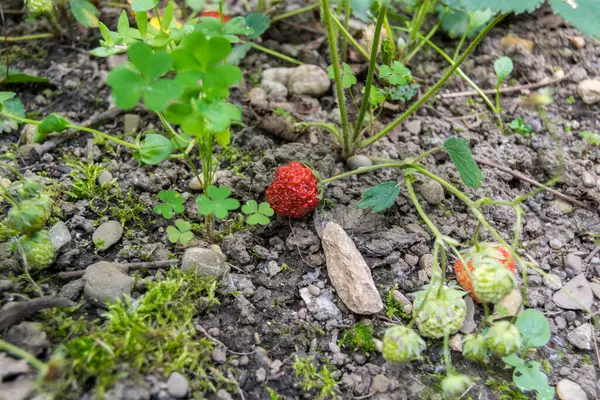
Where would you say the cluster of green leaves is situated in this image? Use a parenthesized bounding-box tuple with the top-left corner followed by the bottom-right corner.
(292, 355, 339, 399)
(508, 118, 532, 137)
(385, 284, 411, 320)
(500, 309, 554, 400)
(338, 322, 377, 354)
(357, 137, 482, 213)
(65, 161, 110, 200)
(580, 130, 600, 146)
(43, 268, 222, 398)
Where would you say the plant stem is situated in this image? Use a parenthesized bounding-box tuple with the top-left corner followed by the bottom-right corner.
(271, 3, 319, 22)
(1, 112, 139, 150)
(408, 0, 430, 52)
(0, 339, 47, 372)
(411, 145, 442, 163)
(360, 13, 507, 149)
(320, 0, 352, 159)
(443, 333, 453, 374)
(319, 161, 404, 185)
(331, 14, 371, 61)
(297, 122, 342, 142)
(5, 33, 54, 42)
(219, 1, 225, 24)
(453, 26, 469, 61)
(240, 40, 303, 65)
(383, 14, 396, 57)
(353, 0, 388, 143)
(405, 176, 443, 239)
(404, 20, 440, 63)
(341, 0, 350, 61)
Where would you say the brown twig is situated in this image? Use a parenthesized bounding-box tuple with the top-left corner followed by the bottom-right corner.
(474, 157, 598, 214)
(58, 259, 180, 280)
(439, 70, 573, 99)
(0, 297, 75, 331)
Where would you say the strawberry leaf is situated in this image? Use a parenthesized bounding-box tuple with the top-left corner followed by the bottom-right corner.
(549, 0, 600, 38)
(457, 0, 543, 14)
(443, 137, 483, 189)
(494, 57, 513, 83)
(513, 361, 555, 400)
(357, 182, 401, 212)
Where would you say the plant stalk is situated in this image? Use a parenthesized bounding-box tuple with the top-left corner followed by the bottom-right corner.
(5, 33, 54, 42)
(241, 40, 303, 65)
(360, 13, 507, 149)
(271, 3, 319, 22)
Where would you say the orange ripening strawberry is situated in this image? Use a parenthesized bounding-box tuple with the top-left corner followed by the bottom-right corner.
(266, 162, 319, 218)
(200, 10, 231, 22)
(454, 243, 516, 303)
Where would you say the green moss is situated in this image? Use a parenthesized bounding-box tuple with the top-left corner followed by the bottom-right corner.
(65, 161, 110, 201)
(485, 377, 528, 400)
(293, 355, 338, 399)
(40, 268, 227, 399)
(338, 322, 377, 354)
(385, 284, 411, 321)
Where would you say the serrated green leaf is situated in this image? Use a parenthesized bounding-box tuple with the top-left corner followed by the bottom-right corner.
(35, 114, 70, 143)
(549, 0, 600, 38)
(515, 309, 551, 349)
(131, 0, 159, 12)
(457, 0, 543, 14)
(356, 182, 401, 212)
(494, 56, 513, 83)
(443, 137, 483, 189)
(70, 0, 99, 28)
(137, 134, 173, 165)
(246, 13, 270, 39)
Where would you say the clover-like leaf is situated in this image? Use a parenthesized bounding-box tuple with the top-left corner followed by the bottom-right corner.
(379, 61, 412, 86)
(242, 200, 274, 226)
(357, 182, 401, 213)
(328, 63, 357, 89)
(365, 86, 386, 106)
(196, 185, 240, 219)
(515, 309, 551, 349)
(153, 190, 185, 219)
(443, 137, 483, 189)
(494, 56, 513, 83)
(166, 219, 194, 245)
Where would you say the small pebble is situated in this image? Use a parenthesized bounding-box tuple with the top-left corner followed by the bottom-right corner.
(308, 284, 321, 297)
(549, 238, 564, 250)
(582, 172, 596, 188)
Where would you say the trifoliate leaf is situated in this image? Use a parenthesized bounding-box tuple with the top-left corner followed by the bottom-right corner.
(365, 86, 386, 106)
(379, 61, 412, 86)
(242, 200, 274, 226)
(356, 182, 401, 212)
(328, 63, 357, 89)
(196, 185, 240, 219)
(153, 190, 185, 219)
(167, 219, 193, 244)
(443, 137, 483, 189)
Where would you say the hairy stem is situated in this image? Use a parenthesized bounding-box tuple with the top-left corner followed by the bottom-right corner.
(341, 0, 350, 61)
(320, 161, 404, 185)
(360, 13, 507, 149)
(331, 14, 371, 61)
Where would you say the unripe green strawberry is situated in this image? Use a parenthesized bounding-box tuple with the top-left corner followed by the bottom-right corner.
(414, 285, 466, 339)
(6, 195, 52, 235)
(20, 230, 54, 269)
(485, 321, 522, 357)
(26, 0, 54, 15)
(462, 334, 488, 363)
(382, 325, 426, 363)
(441, 374, 471, 398)
(471, 262, 515, 304)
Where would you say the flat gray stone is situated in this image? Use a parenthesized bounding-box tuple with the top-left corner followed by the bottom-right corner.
(181, 245, 229, 279)
(83, 261, 134, 308)
(563, 253, 583, 274)
(5, 322, 49, 356)
(347, 155, 373, 170)
(287, 65, 330, 97)
(49, 221, 72, 254)
(321, 221, 383, 315)
(92, 221, 123, 251)
(552, 274, 593, 310)
(419, 180, 445, 204)
(58, 278, 85, 301)
(405, 120, 422, 135)
(567, 323, 593, 350)
(590, 282, 600, 299)
(557, 379, 588, 400)
(167, 372, 189, 399)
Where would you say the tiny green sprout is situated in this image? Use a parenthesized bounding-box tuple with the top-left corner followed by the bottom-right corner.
(328, 63, 357, 89)
(365, 86, 386, 106)
(241, 200, 274, 226)
(379, 61, 412, 86)
(580, 130, 600, 146)
(566, 95, 575, 104)
(195, 185, 240, 219)
(153, 190, 185, 219)
(494, 57, 514, 84)
(508, 118, 533, 137)
(166, 219, 194, 245)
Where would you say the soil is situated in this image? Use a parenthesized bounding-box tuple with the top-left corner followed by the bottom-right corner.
(1, 1, 600, 400)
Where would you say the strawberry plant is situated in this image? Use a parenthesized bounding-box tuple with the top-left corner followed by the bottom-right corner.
(508, 118, 533, 137)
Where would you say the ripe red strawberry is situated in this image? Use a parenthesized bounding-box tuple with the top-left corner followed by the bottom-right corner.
(266, 162, 319, 218)
(200, 10, 231, 22)
(454, 243, 516, 303)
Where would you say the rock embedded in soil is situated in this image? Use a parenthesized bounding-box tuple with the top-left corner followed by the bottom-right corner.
(5, 322, 49, 356)
(419, 180, 445, 205)
(320, 221, 384, 315)
(552, 274, 593, 310)
(261, 67, 294, 85)
(577, 79, 600, 104)
(287, 65, 330, 97)
(404, 120, 422, 135)
(92, 220, 124, 252)
(392, 290, 413, 314)
(124, 114, 141, 134)
(346, 155, 373, 170)
(166, 371, 190, 399)
(299, 287, 342, 321)
(460, 296, 477, 334)
(566, 323, 594, 350)
(181, 245, 229, 279)
(581, 172, 596, 188)
(261, 79, 288, 101)
(493, 288, 523, 319)
(590, 282, 600, 299)
(97, 171, 113, 186)
(49, 221, 72, 254)
(58, 278, 85, 301)
(557, 379, 588, 400)
(564, 254, 583, 274)
(543, 274, 562, 290)
(83, 261, 134, 308)
(370, 374, 393, 393)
